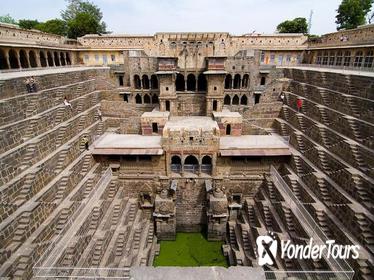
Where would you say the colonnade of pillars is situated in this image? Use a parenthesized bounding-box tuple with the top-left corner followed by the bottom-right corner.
(0, 48, 72, 70)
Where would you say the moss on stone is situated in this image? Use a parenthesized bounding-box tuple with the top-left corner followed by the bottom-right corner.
(153, 232, 227, 267)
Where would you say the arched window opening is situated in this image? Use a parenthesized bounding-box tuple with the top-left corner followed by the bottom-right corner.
(19, 50, 29, 68)
(225, 74, 232, 89)
(343, 51, 351, 66)
(142, 75, 150, 89)
(354, 51, 363, 67)
(152, 94, 159, 104)
(29, 51, 37, 67)
(240, 95, 248, 105)
(233, 74, 241, 89)
(135, 94, 142, 104)
(144, 94, 151, 104)
(9, 50, 19, 69)
(134, 75, 141, 89)
(184, 155, 199, 173)
(65, 52, 71, 65)
(242, 74, 249, 88)
(0, 49, 9, 69)
(176, 74, 185, 91)
(47, 51, 53, 66)
(260, 76, 266, 86)
(201, 155, 212, 174)
(187, 74, 196, 91)
(151, 74, 158, 89)
(165, 100, 170, 111)
(198, 73, 207, 91)
(336, 51, 343, 66)
(364, 50, 374, 68)
(171, 155, 182, 173)
(224, 95, 231, 105)
(226, 124, 231, 135)
(213, 100, 218, 111)
(40, 51, 47, 67)
(54, 51, 60, 66)
(232, 95, 239, 105)
(60, 52, 66, 66)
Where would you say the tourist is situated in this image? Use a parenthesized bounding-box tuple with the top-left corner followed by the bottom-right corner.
(296, 98, 303, 113)
(82, 136, 89, 150)
(63, 96, 73, 110)
(280, 93, 285, 104)
(98, 108, 102, 121)
(24, 77, 31, 93)
(30, 76, 38, 92)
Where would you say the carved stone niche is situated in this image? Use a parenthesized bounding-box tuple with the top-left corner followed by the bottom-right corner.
(153, 188, 176, 240)
(206, 183, 228, 241)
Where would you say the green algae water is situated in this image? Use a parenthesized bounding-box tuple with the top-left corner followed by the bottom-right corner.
(153, 232, 228, 267)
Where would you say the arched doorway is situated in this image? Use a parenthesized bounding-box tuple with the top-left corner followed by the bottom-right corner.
(187, 74, 196, 91)
(171, 155, 182, 173)
(142, 75, 150, 89)
(135, 94, 142, 104)
(176, 74, 185, 91)
(134, 75, 141, 89)
(225, 74, 232, 89)
(184, 155, 199, 174)
(151, 74, 158, 89)
(144, 94, 151, 104)
(233, 74, 241, 89)
(165, 100, 170, 111)
(19, 50, 29, 68)
(240, 95, 248, 105)
(0, 49, 9, 69)
(9, 49, 19, 68)
(54, 52, 60, 66)
(242, 74, 249, 88)
(224, 95, 231, 105)
(213, 100, 217, 111)
(226, 124, 231, 135)
(47, 51, 54, 66)
(66, 52, 71, 65)
(40, 51, 47, 67)
(201, 155, 212, 174)
(29, 50, 37, 67)
(197, 73, 207, 91)
(232, 95, 239, 105)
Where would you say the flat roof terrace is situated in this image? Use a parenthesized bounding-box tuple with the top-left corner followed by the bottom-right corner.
(92, 133, 163, 155)
(163, 116, 219, 132)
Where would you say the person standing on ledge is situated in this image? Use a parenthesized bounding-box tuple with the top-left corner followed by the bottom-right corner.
(24, 77, 31, 93)
(64, 96, 73, 110)
(297, 98, 303, 113)
(280, 93, 285, 105)
(98, 108, 102, 121)
(30, 76, 38, 92)
(82, 136, 89, 151)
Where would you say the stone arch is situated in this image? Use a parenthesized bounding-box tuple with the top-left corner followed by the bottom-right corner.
(151, 74, 158, 89)
(233, 74, 241, 89)
(152, 94, 159, 104)
(202, 155, 212, 165)
(66, 52, 71, 65)
(0, 49, 9, 69)
(201, 155, 212, 174)
(60, 52, 66, 66)
(224, 95, 231, 105)
(134, 75, 141, 89)
(29, 50, 37, 67)
(171, 155, 181, 164)
(144, 94, 151, 104)
(232, 95, 239, 105)
(171, 155, 182, 173)
(176, 73, 185, 91)
(225, 74, 232, 89)
(47, 51, 54, 66)
(19, 49, 29, 68)
(184, 155, 199, 165)
(187, 74, 196, 91)
(226, 124, 231, 135)
(198, 73, 207, 91)
(142, 75, 150, 89)
(184, 155, 199, 173)
(135, 94, 142, 104)
(240, 95, 248, 105)
(242, 74, 249, 88)
(9, 49, 19, 68)
(54, 51, 60, 66)
(40, 51, 47, 67)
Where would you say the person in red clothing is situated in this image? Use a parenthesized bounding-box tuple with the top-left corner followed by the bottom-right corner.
(296, 98, 303, 113)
